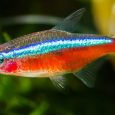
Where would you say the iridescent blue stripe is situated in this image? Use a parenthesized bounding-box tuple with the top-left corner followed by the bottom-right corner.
(0, 36, 112, 59)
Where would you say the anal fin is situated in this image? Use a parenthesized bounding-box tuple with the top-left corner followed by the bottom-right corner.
(73, 56, 108, 88)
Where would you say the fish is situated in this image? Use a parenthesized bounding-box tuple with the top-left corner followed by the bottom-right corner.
(0, 8, 114, 89)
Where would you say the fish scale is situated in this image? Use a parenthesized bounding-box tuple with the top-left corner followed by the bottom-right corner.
(0, 35, 112, 60)
(0, 30, 71, 52)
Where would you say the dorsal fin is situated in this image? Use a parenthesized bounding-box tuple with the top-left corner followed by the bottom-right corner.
(53, 8, 85, 33)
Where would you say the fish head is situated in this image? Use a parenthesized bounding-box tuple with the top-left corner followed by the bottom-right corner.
(0, 55, 18, 75)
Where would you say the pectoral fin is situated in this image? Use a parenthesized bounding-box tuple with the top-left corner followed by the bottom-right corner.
(73, 56, 108, 87)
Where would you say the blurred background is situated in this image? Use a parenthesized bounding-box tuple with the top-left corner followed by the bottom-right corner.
(0, 0, 115, 115)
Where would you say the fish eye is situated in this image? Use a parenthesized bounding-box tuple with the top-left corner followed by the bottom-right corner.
(0, 59, 4, 64)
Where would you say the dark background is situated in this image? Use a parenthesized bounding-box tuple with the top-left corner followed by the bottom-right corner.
(0, 0, 115, 115)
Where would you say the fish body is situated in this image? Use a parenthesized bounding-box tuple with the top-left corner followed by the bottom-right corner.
(0, 8, 114, 88)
